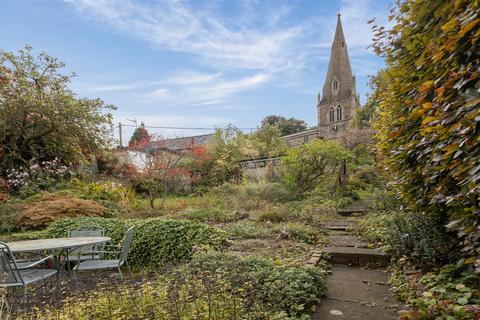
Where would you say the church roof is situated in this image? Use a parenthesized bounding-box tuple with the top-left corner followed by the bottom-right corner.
(320, 14, 356, 105)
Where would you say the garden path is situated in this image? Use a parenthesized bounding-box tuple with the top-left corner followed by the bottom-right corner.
(311, 215, 401, 319)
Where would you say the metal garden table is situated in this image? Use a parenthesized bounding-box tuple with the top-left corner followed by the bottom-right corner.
(6, 237, 111, 275)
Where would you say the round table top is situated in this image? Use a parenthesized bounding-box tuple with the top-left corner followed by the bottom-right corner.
(5, 237, 111, 253)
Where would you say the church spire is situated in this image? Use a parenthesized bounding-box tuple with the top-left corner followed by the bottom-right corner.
(320, 14, 356, 105)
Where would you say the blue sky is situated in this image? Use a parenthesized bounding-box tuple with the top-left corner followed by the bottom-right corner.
(0, 0, 389, 143)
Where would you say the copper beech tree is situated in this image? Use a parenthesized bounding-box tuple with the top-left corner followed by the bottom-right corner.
(371, 0, 480, 261)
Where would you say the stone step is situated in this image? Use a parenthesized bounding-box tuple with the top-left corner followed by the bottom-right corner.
(322, 220, 357, 232)
(327, 235, 368, 248)
(322, 246, 390, 266)
(337, 208, 367, 216)
(325, 225, 352, 231)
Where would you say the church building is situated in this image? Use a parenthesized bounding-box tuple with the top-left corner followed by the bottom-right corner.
(282, 14, 361, 147)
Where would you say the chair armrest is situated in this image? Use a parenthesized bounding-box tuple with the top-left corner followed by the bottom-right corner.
(16, 255, 54, 270)
(103, 244, 121, 249)
(89, 250, 121, 255)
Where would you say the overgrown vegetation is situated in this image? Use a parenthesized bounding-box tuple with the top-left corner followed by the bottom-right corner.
(282, 140, 351, 198)
(362, 0, 480, 318)
(38, 217, 229, 270)
(24, 253, 327, 319)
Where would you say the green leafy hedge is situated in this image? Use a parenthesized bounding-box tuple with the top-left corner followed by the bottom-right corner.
(371, 0, 480, 260)
(42, 217, 230, 269)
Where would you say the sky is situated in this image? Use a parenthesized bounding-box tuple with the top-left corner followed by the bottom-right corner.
(0, 0, 390, 144)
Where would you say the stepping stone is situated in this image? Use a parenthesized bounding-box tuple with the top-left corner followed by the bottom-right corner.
(327, 235, 368, 248)
(312, 265, 400, 320)
(322, 246, 389, 266)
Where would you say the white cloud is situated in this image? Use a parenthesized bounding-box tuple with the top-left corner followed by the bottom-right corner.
(163, 71, 222, 85)
(146, 72, 269, 107)
(66, 0, 303, 72)
(75, 83, 138, 93)
(149, 88, 170, 98)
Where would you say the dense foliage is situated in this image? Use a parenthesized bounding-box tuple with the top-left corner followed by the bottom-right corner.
(371, 0, 480, 261)
(281, 140, 351, 198)
(41, 217, 230, 269)
(261, 115, 308, 136)
(244, 124, 286, 159)
(0, 46, 115, 175)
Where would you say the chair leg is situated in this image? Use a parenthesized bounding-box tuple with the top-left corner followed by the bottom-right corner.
(117, 267, 123, 280)
(125, 260, 133, 278)
(73, 268, 78, 286)
(22, 286, 27, 308)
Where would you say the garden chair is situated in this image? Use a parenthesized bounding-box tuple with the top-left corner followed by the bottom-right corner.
(67, 227, 106, 262)
(72, 226, 135, 281)
(14, 252, 55, 270)
(0, 242, 57, 298)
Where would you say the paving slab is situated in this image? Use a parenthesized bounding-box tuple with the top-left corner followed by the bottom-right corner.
(312, 298, 398, 320)
(324, 266, 396, 308)
(312, 265, 400, 320)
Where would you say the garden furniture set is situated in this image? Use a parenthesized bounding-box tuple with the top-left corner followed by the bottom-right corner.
(0, 226, 135, 299)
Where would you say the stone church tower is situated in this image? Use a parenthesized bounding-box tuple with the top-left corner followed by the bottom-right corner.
(317, 14, 360, 139)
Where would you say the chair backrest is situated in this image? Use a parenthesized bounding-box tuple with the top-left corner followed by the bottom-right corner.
(68, 227, 106, 254)
(68, 227, 105, 238)
(119, 226, 135, 264)
(0, 242, 23, 287)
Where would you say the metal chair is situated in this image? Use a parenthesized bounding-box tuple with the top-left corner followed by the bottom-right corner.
(67, 227, 105, 262)
(0, 242, 57, 297)
(73, 226, 135, 280)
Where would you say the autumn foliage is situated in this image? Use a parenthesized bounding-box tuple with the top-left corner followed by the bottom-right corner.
(371, 0, 480, 260)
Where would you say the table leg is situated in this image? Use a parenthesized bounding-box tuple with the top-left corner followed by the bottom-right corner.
(65, 248, 71, 276)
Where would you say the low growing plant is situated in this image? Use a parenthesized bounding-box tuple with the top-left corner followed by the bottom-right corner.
(41, 217, 230, 269)
(357, 211, 459, 271)
(395, 263, 480, 320)
(273, 222, 325, 245)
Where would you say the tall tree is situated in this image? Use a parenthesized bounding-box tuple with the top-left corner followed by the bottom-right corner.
(261, 115, 307, 136)
(371, 0, 480, 259)
(0, 46, 115, 174)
